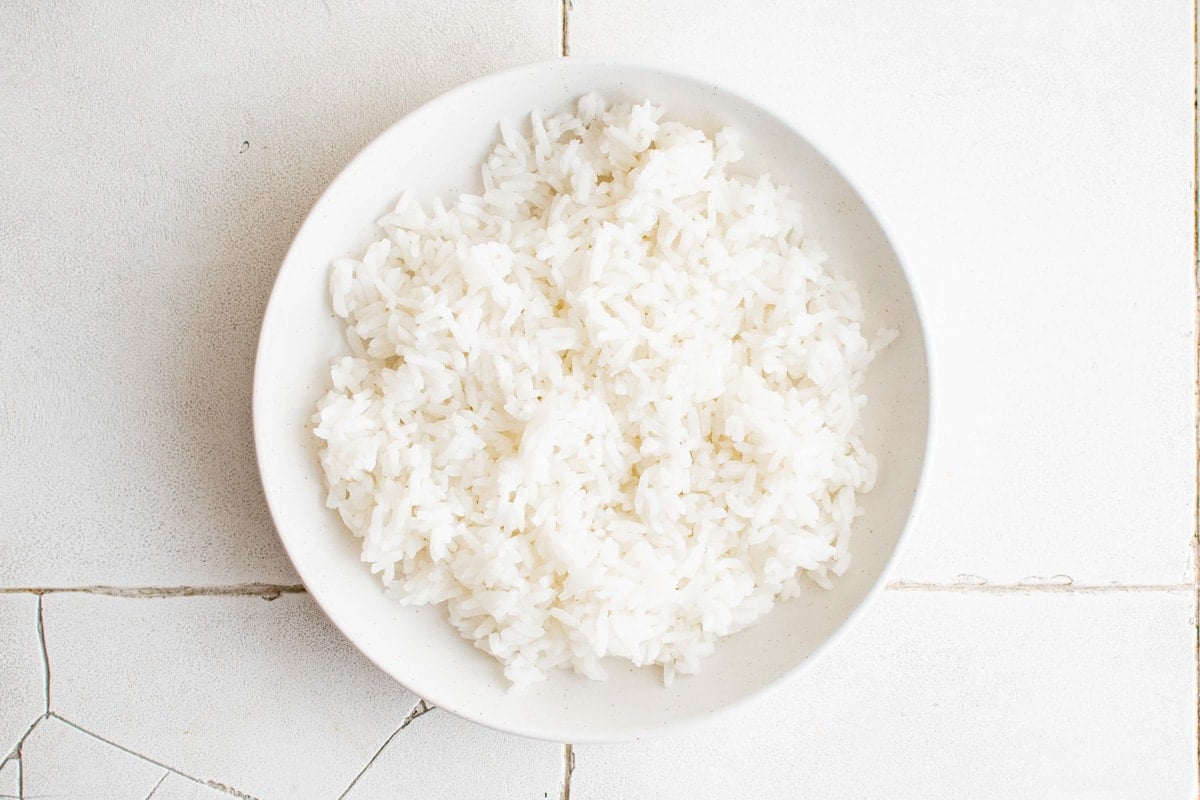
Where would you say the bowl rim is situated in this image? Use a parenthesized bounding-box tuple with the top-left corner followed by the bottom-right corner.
(252, 56, 937, 743)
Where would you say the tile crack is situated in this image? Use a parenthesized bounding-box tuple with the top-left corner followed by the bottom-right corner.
(141, 771, 169, 800)
(47, 715, 257, 799)
(400, 699, 434, 728)
(4, 714, 48, 800)
(36, 597, 49, 715)
(336, 699, 433, 800)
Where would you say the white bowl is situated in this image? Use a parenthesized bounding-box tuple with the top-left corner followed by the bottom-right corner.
(254, 59, 931, 743)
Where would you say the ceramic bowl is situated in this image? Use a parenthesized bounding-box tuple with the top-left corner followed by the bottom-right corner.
(254, 59, 931, 742)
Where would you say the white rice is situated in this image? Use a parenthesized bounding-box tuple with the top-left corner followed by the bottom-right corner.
(313, 94, 892, 688)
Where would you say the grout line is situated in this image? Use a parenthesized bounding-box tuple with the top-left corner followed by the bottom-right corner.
(335, 725, 403, 800)
(336, 699, 430, 800)
(1190, 0, 1199, 786)
(1193, 0, 1200, 591)
(197, 777, 257, 799)
(885, 581, 1193, 594)
(0, 584, 305, 599)
(8, 714, 45, 767)
(0, 582, 1193, 598)
(48, 715, 256, 799)
(35, 597, 49, 715)
(0, 755, 16, 800)
(559, 743, 575, 800)
(5, 717, 42, 768)
(560, 0, 571, 57)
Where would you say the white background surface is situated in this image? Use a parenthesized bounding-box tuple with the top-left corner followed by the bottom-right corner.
(0, 1, 1195, 798)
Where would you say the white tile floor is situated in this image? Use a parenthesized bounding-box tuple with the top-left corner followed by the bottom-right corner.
(0, 596, 44, 762)
(42, 593, 418, 799)
(20, 717, 166, 800)
(0, 758, 18, 799)
(340, 709, 563, 800)
(0, 1, 1195, 798)
(148, 774, 233, 800)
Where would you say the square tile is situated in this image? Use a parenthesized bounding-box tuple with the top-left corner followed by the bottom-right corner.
(570, 0, 1197, 585)
(0, 0, 560, 587)
(43, 593, 419, 800)
(571, 590, 1198, 799)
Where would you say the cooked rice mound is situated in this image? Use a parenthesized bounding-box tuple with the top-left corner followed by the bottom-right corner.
(314, 94, 891, 688)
